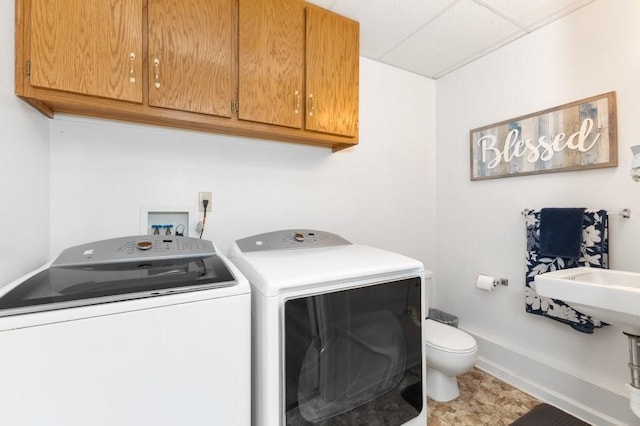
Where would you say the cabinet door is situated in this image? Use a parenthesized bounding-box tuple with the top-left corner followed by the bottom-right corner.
(30, 0, 143, 103)
(148, 0, 233, 117)
(238, 0, 304, 128)
(305, 6, 359, 138)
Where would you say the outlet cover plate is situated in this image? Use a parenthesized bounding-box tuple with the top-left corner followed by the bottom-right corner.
(199, 192, 212, 212)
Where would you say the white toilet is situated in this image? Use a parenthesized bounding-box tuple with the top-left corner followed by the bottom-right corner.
(425, 318, 478, 402)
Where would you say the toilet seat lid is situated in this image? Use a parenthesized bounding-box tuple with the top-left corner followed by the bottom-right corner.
(426, 319, 477, 353)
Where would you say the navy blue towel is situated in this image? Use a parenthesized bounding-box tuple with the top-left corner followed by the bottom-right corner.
(539, 208, 586, 259)
(525, 209, 608, 333)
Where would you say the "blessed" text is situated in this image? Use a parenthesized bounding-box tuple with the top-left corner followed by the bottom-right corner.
(476, 118, 601, 169)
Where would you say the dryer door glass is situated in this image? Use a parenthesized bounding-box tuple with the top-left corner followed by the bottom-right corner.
(284, 276, 423, 425)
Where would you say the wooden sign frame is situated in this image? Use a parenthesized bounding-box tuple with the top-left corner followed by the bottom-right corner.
(470, 92, 617, 181)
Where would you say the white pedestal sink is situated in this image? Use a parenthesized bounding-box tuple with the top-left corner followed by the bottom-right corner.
(535, 267, 640, 418)
(534, 267, 640, 334)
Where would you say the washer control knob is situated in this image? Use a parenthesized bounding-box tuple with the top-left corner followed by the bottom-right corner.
(294, 232, 305, 242)
(136, 240, 153, 250)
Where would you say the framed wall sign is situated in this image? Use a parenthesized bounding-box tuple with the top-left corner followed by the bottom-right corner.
(470, 92, 617, 181)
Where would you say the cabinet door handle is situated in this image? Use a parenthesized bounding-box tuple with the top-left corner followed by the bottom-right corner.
(153, 58, 161, 89)
(129, 52, 136, 84)
(308, 93, 315, 117)
(294, 90, 300, 114)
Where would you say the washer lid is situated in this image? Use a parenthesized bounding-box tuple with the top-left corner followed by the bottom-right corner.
(0, 236, 237, 317)
(426, 319, 477, 353)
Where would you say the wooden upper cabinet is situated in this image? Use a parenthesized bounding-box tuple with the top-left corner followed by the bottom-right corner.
(148, 0, 233, 117)
(305, 5, 359, 138)
(238, 0, 304, 128)
(30, 0, 143, 103)
(17, 0, 359, 150)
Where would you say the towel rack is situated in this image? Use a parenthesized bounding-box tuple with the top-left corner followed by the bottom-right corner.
(521, 208, 631, 218)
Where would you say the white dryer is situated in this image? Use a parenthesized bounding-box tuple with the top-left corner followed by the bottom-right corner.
(0, 235, 250, 426)
(228, 229, 431, 426)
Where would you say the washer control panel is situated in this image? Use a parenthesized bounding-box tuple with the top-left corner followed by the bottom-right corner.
(235, 230, 351, 252)
(53, 235, 216, 266)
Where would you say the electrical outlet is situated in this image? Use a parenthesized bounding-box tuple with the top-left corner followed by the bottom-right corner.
(198, 192, 212, 212)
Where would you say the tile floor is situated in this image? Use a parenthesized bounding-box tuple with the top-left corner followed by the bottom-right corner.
(427, 368, 541, 425)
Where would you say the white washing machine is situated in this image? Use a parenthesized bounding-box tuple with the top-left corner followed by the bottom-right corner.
(228, 229, 431, 426)
(0, 235, 250, 426)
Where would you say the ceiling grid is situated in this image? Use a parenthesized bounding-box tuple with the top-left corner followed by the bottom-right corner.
(306, 0, 597, 78)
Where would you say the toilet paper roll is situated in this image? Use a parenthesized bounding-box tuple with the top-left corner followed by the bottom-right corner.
(476, 274, 496, 291)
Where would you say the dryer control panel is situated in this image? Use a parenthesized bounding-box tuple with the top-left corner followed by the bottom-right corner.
(235, 230, 351, 252)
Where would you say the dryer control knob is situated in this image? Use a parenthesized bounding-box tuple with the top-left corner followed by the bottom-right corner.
(294, 233, 305, 242)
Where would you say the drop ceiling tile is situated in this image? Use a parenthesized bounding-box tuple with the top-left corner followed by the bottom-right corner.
(306, 0, 337, 10)
(309, 0, 454, 58)
(380, 0, 524, 78)
(478, 0, 595, 30)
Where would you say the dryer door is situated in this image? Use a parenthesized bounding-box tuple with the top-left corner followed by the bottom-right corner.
(284, 276, 423, 425)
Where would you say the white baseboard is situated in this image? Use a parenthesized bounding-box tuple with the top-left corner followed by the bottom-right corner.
(468, 331, 638, 426)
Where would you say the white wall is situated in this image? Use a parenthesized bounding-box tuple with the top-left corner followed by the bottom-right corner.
(47, 57, 436, 273)
(435, 0, 640, 424)
(14, 0, 638, 421)
(0, 1, 50, 285)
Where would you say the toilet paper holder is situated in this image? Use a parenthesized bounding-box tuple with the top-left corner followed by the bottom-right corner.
(495, 278, 509, 286)
(476, 274, 509, 291)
